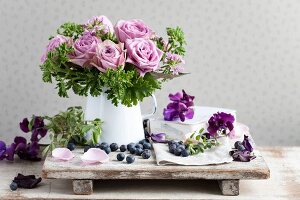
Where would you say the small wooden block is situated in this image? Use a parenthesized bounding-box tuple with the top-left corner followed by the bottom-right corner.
(72, 180, 93, 195)
(217, 179, 239, 196)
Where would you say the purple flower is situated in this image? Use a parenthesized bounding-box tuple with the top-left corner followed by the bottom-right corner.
(41, 35, 70, 63)
(125, 38, 163, 76)
(207, 112, 235, 137)
(91, 40, 126, 72)
(163, 90, 195, 122)
(13, 173, 42, 189)
(85, 15, 114, 34)
(14, 137, 41, 161)
(242, 135, 253, 152)
(150, 133, 167, 143)
(115, 19, 154, 43)
(19, 118, 30, 133)
(230, 150, 256, 162)
(0, 141, 16, 161)
(69, 31, 100, 67)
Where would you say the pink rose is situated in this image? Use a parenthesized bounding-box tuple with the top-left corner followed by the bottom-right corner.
(85, 15, 114, 34)
(69, 31, 100, 67)
(126, 38, 163, 76)
(41, 35, 69, 63)
(115, 19, 154, 43)
(91, 40, 126, 72)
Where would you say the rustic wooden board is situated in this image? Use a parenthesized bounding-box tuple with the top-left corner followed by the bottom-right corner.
(1, 147, 299, 199)
(42, 149, 269, 180)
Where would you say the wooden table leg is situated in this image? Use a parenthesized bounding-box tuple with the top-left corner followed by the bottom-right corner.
(217, 179, 239, 196)
(72, 180, 93, 195)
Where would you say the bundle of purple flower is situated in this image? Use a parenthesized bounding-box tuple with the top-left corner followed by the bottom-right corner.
(0, 117, 47, 161)
(163, 90, 195, 122)
(40, 16, 187, 106)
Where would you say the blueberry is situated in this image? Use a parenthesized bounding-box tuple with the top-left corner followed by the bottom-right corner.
(129, 147, 137, 154)
(181, 149, 189, 157)
(10, 182, 18, 191)
(177, 145, 186, 150)
(110, 143, 119, 151)
(143, 142, 152, 150)
(169, 144, 177, 154)
(127, 143, 135, 151)
(135, 148, 144, 156)
(234, 141, 243, 149)
(68, 138, 76, 145)
(100, 142, 109, 150)
(120, 145, 127, 152)
(104, 147, 111, 154)
(174, 148, 182, 156)
(67, 142, 75, 151)
(135, 144, 143, 149)
(126, 155, 135, 164)
(117, 153, 125, 161)
(139, 139, 148, 145)
(141, 150, 151, 159)
(174, 142, 180, 147)
(168, 140, 176, 146)
(84, 146, 90, 153)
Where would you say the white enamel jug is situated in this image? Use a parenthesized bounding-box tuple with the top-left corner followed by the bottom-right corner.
(84, 93, 157, 145)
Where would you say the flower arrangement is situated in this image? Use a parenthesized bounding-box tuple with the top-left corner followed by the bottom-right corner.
(40, 16, 187, 106)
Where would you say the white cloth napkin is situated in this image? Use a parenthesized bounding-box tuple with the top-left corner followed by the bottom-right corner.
(152, 122, 251, 166)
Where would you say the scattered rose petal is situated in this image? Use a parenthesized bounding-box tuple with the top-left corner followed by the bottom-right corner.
(81, 148, 109, 164)
(52, 148, 74, 161)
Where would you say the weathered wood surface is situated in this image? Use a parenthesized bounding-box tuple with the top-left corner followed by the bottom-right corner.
(72, 180, 93, 195)
(42, 149, 269, 181)
(218, 179, 239, 196)
(0, 147, 299, 199)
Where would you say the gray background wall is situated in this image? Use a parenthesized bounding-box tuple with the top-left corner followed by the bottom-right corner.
(0, 0, 299, 145)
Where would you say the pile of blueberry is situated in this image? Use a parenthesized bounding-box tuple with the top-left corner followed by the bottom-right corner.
(82, 139, 152, 164)
(168, 140, 190, 157)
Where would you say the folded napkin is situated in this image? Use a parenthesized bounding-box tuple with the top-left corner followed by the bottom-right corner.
(152, 122, 251, 166)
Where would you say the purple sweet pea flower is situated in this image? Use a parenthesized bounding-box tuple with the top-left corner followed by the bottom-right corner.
(163, 102, 194, 122)
(230, 150, 256, 162)
(163, 90, 195, 122)
(150, 133, 167, 143)
(0, 141, 6, 160)
(242, 135, 253, 152)
(207, 112, 235, 137)
(19, 118, 30, 133)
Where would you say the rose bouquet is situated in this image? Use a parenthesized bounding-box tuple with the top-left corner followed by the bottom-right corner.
(40, 16, 187, 106)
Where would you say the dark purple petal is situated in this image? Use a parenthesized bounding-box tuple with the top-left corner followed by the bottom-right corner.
(169, 92, 183, 101)
(13, 173, 42, 189)
(185, 108, 194, 119)
(19, 118, 30, 133)
(32, 116, 44, 129)
(179, 113, 186, 122)
(37, 128, 47, 138)
(0, 141, 6, 151)
(230, 150, 256, 162)
(163, 108, 178, 121)
(207, 112, 235, 137)
(151, 133, 167, 143)
(242, 135, 253, 152)
(30, 129, 39, 142)
(14, 136, 27, 145)
(5, 143, 16, 161)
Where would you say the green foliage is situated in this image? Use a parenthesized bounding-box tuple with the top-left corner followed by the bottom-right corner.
(42, 107, 103, 156)
(166, 26, 186, 56)
(186, 128, 220, 155)
(100, 67, 161, 107)
(57, 22, 84, 39)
